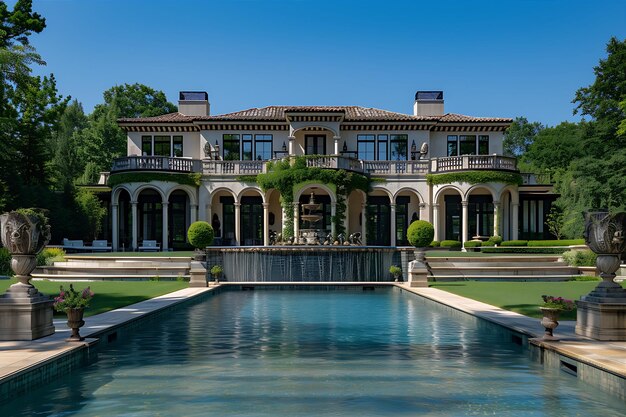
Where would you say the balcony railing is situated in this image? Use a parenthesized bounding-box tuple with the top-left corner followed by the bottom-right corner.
(363, 160, 429, 175)
(111, 156, 202, 173)
(111, 154, 520, 179)
(430, 155, 517, 173)
(202, 160, 266, 175)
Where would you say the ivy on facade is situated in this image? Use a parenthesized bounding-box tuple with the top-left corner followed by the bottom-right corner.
(108, 172, 202, 188)
(252, 157, 371, 238)
(426, 171, 523, 186)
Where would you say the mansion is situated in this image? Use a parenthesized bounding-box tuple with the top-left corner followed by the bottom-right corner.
(104, 91, 555, 251)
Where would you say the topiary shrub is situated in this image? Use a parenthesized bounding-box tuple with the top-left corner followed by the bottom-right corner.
(501, 240, 528, 247)
(488, 235, 503, 245)
(187, 221, 215, 249)
(407, 220, 434, 248)
(440, 240, 462, 250)
(482, 240, 495, 247)
(429, 241, 440, 247)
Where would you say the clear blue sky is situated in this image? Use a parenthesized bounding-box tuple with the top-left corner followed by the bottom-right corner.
(14, 0, 626, 126)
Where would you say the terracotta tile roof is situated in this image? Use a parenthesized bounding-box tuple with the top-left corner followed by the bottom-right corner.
(117, 107, 512, 124)
(118, 112, 196, 123)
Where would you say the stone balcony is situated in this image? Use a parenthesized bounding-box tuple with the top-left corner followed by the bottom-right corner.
(110, 154, 518, 178)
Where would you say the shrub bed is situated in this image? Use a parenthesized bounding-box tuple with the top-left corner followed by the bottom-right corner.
(527, 239, 585, 247)
(429, 241, 440, 247)
(562, 249, 597, 267)
(481, 247, 569, 254)
(463, 241, 482, 248)
(36, 247, 66, 266)
(440, 240, 462, 250)
(501, 240, 528, 246)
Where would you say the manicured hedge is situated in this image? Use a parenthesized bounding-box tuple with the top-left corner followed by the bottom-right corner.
(501, 240, 528, 246)
(429, 241, 441, 247)
(481, 247, 569, 254)
(488, 235, 503, 245)
(426, 171, 523, 186)
(563, 249, 597, 266)
(440, 240, 462, 250)
(527, 239, 585, 247)
(463, 241, 482, 248)
(481, 240, 495, 247)
(36, 247, 66, 266)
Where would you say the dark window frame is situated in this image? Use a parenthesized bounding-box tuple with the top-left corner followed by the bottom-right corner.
(254, 134, 273, 161)
(222, 134, 241, 161)
(357, 134, 376, 160)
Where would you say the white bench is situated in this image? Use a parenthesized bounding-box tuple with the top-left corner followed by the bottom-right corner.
(62, 239, 90, 252)
(138, 240, 160, 252)
(91, 240, 112, 252)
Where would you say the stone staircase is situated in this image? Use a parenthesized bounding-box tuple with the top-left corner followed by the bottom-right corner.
(426, 255, 581, 282)
(32, 255, 193, 281)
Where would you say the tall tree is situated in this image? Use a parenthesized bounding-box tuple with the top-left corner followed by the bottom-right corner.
(523, 122, 584, 173)
(0, 0, 46, 47)
(80, 83, 177, 174)
(49, 99, 88, 190)
(502, 117, 544, 157)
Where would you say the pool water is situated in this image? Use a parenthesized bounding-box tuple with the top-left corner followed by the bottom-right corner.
(3, 288, 624, 416)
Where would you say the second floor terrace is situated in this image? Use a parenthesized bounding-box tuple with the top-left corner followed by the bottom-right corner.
(109, 153, 522, 179)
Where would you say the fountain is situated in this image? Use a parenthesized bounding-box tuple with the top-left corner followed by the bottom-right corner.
(299, 192, 325, 245)
(575, 211, 626, 340)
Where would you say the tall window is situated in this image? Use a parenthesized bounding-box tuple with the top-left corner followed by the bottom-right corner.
(390, 134, 408, 160)
(459, 135, 477, 155)
(154, 136, 171, 156)
(141, 136, 152, 156)
(357, 134, 375, 160)
(254, 134, 273, 160)
(242, 134, 253, 160)
(377, 134, 388, 160)
(173, 136, 183, 157)
(140, 135, 183, 157)
(223, 134, 240, 160)
(478, 135, 489, 154)
(447, 135, 458, 156)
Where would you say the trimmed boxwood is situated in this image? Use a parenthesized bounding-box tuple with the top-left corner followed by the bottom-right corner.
(440, 240, 462, 250)
(501, 240, 528, 247)
(481, 247, 569, 254)
(187, 221, 215, 249)
(488, 235, 503, 245)
(527, 239, 585, 247)
(463, 241, 482, 248)
(407, 220, 435, 248)
(429, 241, 440, 247)
(481, 240, 495, 247)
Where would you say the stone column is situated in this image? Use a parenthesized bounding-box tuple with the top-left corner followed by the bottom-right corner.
(206, 204, 212, 222)
(333, 136, 340, 155)
(432, 204, 440, 241)
(390, 203, 397, 246)
(493, 201, 500, 237)
(234, 202, 241, 246)
(331, 202, 337, 237)
(190, 204, 198, 223)
(361, 203, 367, 245)
(111, 202, 119, 251)
(288, 136, 295, 155)
(131, 200, 138, 251)
(461, 201, 469, 245)
(293, 202, 300, 242)
(263, 203, 270, 246)
(511, 203, 519, 240)
(161, 202, 169, 251)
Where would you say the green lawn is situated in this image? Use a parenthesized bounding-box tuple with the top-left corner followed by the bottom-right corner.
(69, 251, 195, 257)
(425, 250, 556, 258)
(0, 280, 188, 317)
(431, 281, 625, 320)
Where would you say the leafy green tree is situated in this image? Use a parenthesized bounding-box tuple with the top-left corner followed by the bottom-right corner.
(0, 0, 46, 48)
(523, 122, 584, 173)
(75, 189, 107, 240)
(49, 99, 88, 190)
(80, 83, 177, 173)
(503, 117, 544, 157)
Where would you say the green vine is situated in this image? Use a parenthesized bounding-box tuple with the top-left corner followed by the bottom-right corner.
(254, 156, 371, 238)
(108, 172, 202, 187)
(426, 171, 523, 186)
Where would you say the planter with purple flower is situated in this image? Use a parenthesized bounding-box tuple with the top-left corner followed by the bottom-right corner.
(53, 285, 94, 342)
(540, 295, 575, 341)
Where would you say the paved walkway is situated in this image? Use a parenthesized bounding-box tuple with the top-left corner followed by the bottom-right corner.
(403, 285, 626, 379)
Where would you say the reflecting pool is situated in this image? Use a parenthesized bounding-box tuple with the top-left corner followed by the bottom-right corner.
(2, 287, 624, 416)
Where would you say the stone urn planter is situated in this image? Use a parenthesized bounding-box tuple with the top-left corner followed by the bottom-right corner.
(540, 307, 562, 341)
(65, 308, 86, 342)
(0, 210, 50, 297)
(0, 210, 55, 340)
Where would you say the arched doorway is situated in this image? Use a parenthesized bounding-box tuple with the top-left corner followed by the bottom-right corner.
(137, 188, 164, 247)
(394, 189, 422, 246)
